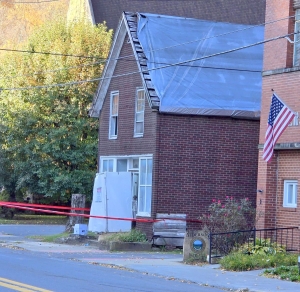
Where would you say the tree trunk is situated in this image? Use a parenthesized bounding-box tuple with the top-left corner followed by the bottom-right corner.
(65, 194, 86, 232)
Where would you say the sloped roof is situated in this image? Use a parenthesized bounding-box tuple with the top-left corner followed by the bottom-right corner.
(90, 0, 266, 30)
(90, 12, 264, 119)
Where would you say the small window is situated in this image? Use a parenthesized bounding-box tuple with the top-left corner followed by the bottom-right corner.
(109, 91, 119, 139)
(117, 159, 127, 172)
(102, 159, 114, 172)
(134, 89, 145, 137)
(289, 112, 299, 126)
(283, 180, 298, 208)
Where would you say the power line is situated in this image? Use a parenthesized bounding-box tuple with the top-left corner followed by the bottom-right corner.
(0, 14, 295, 79)
(0, 48, 102, 59)
(0, 0, 59, 3)
(0, 31, 296, 92)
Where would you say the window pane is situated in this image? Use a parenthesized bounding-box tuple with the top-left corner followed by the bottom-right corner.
(112, 94, 119, 115)
(138, 186, 146, 212)
(108, 160, 113, 172)
(146, 186, 152, 212)
(136, 112, 144, 122)
(135, 122, 143, 134)
(287, 184, 293, 204)
(132, 159, 139, 169)
(140, 159, 146, 184)
(137, 90, 145, 112)
(117, 159, 127, 172)
(110, 117, 118, 136)
(103, 160, 107, 172)
(147, 159, 153, 185)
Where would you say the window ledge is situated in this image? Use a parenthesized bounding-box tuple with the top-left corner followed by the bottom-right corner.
(137, 213, 151, 218)
(109, 136, 117, 140)
(279, 207, 297, 212)
(134, 134, 144, 138)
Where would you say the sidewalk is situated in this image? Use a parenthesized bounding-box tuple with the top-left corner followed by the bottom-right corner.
(1, 226, 300, 292)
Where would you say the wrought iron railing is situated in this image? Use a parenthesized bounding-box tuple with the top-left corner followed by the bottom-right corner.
(208, 227, 299, 264)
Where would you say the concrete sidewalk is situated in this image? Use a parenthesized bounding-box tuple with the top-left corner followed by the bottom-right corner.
(1, 237, 300, 291)
(1, 226, 300, 292)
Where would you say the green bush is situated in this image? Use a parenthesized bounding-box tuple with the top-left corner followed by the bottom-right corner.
(264, 265, 300, 282)
(220, 251, 298, 271)
(106, 229, 147, 242)
(239, 239, 285, 255)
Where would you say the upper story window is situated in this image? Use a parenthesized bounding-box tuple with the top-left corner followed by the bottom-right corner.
(283, 180, 298, 208)
(109, 91, 119, 139)
(293, 9, 300, 66)
(134, 89, 145, 137)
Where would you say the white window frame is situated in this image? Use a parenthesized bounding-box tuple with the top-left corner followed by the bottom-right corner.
(109, 91, 119, 139)
(101, 158, 114, 172)
(99, 155, 153, 217)
(283, 180, 298, 208)
(134, 88, 145, 137)
(293, 9, 300, 66)
(137, 157, 152, 217)
(289, 112, 299, 126)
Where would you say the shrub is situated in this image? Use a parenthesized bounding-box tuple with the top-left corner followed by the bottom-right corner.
(220, 251, 298, 271)
(200, 196, 256, 233)
(264, 265, 300, 282)
(239, 239, 285, 255)
(106, 229, 147, 242)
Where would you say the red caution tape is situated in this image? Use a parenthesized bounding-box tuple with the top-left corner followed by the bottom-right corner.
(0, 201, 90, 211)
(0, 201, 202, 224)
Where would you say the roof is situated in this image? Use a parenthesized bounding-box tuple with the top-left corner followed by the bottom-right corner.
(90, 12, 264, 119)
(90, 0, 266, 30)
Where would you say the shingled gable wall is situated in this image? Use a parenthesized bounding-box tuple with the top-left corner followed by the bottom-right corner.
(90, 0, 266, 30)
(98, 25, 260, 238)
(256, 0, 300, 232)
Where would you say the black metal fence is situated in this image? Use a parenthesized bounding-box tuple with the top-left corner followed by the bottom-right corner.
(208, 227, 299, 264)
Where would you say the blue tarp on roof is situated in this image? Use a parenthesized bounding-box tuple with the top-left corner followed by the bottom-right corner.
(137, 13, 264, 118)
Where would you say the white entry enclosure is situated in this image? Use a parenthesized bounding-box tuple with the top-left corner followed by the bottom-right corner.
(88, 172, 132, 232)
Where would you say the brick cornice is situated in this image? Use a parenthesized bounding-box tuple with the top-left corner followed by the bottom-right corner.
(294, 0, 300, 9)
(262, 66, 300, 76)
(258, 142, 300, 149)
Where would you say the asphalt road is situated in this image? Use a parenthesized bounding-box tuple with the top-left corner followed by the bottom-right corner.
(0, 225, 224, 292)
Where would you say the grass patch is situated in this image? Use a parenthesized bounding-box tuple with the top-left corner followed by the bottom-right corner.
(219, 252, 298, 271)
(30, 232, 71, 242)
(103, 229, 147, 242)
(30, 231, 98, 242)
(0, 214, 89, 225)
(264, 265, 300, 282)
(0, 214, 68, 225)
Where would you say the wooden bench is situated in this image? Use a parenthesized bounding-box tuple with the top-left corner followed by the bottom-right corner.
(152, 213, 186, 247)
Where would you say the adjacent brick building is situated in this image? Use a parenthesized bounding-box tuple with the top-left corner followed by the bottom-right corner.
(89, 11, 264, 238)
(256, 0, 300, 236)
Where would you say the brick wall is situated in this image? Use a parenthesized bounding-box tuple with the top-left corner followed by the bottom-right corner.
(257, 0, 300, 232)
(156, 114, 260, 229)
(98, 36, 158, 158)
(263, 0, 294, 71)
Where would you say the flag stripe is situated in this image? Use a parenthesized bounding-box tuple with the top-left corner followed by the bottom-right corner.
(262, 93, 295, 163)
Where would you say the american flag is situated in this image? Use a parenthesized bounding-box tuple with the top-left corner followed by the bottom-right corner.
(262, 93, 295, 162)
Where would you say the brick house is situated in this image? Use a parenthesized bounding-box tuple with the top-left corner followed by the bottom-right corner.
(256, 0, 300, 232)
(88, 12, 264, 238)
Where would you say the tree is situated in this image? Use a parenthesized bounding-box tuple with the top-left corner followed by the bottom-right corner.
(0, 19, 112, 204)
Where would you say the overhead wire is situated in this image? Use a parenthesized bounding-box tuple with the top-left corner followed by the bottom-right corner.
(0, 13, 295, 80)
(0, 48, 103, 59)
(0, 31, 297, 92)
